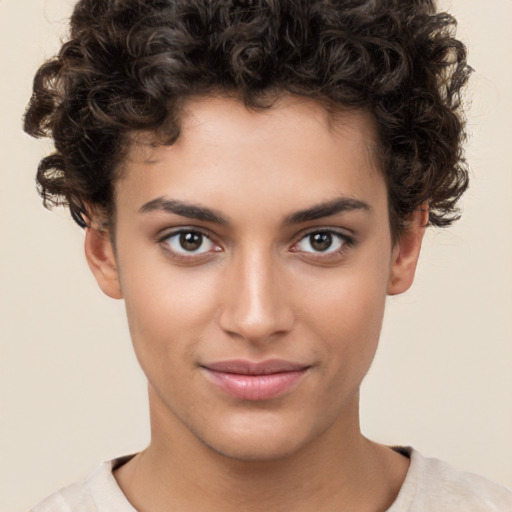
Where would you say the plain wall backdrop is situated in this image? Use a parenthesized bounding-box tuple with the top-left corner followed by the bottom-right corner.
(1, 0, 511, 510)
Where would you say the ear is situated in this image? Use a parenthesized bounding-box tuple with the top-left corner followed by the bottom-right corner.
(84, 226, 123, 299)
(387, 204, 428, 296)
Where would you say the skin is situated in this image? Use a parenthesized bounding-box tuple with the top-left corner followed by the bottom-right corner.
(85, 95, 426, 512)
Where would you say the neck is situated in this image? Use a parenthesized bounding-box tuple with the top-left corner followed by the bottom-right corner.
(114, 388, 408, 512)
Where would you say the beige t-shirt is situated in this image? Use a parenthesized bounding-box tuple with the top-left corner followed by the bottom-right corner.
(30, 448, 512, 511)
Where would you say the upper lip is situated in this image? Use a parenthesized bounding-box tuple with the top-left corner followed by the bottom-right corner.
(201, 359, 310, 375)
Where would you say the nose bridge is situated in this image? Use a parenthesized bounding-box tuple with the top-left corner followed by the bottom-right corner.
(219, 244, 293, 342)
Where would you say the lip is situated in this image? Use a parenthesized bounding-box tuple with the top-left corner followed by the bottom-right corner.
(200, 359, 310, 401)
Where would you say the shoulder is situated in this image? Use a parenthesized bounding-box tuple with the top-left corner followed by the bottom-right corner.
(389, 447, 512, 512)
(29, 456, 136, 512)
(30, 478, 94, 512)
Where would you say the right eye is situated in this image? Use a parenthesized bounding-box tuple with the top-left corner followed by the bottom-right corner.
(162, 230, 218, 255)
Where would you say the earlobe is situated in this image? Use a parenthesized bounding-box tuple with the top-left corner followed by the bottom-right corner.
(387, 204, 428, 296)
(84, 227, 123, 299)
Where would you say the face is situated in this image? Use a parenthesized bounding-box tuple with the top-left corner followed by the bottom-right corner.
(86, 95, 423, 461)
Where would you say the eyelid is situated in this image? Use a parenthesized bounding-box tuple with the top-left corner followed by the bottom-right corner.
(157, 227, 223, 260)
(157, 226, 216, 244)
(294, 227, 354, 243)
(155, 226, 355, 262)
(290, 227, 356, 255)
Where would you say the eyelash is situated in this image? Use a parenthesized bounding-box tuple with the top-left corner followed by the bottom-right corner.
(158, 228, 221, 263)
(157, 228, 355, 263)
(291, 229, 355, 258)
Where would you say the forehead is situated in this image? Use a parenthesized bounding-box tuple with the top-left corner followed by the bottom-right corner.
(125, 94, 380, 168)
(115, 95, 386, 220)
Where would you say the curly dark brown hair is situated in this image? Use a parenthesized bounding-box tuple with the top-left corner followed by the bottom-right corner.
(24, 0, 471, 239)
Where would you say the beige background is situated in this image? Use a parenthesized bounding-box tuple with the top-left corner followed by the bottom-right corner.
(1, 0, 511, 510)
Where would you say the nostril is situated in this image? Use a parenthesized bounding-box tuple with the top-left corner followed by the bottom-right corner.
(218, 253, 295, 342)
(218, 294, 294, 343)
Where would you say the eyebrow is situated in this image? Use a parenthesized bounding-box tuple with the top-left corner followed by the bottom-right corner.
(283, 197, 371, 225)
(139, 197, 228, 225)
(138, 196, 371, 225)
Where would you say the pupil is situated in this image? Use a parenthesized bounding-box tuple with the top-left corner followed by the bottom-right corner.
(180, 232, 202, 251)
(311, 232, 332, 251)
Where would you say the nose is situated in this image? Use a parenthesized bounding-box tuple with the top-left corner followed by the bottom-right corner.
(218, 248, 295, 344)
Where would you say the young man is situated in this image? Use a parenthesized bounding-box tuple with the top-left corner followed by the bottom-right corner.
(24, 0, 512, 510)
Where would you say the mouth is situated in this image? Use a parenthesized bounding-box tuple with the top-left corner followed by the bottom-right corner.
(200, 359, 310, 401)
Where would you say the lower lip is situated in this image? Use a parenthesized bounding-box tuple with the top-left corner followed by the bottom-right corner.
(202, 368, 308, 401)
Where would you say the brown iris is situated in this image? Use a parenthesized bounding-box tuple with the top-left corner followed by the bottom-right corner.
(309, 232, 333, 252)
(180, 232, 203, 251)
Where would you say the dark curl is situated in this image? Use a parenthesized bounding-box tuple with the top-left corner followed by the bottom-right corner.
(24, 0, 472, 238)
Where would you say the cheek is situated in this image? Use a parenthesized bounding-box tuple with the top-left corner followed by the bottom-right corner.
(298, 260, 390, 371)
(119, 255, 220, 368)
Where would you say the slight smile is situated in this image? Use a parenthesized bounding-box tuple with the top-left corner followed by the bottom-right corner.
(200, 360, 311, 401)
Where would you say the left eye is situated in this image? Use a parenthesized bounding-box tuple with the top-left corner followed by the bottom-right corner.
(164, 230, 217, 254)
(295, 231, 347, 253)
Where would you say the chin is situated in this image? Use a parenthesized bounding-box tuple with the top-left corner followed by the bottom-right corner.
(192, 410, 324, 463)
(203, 434, 306, 463)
